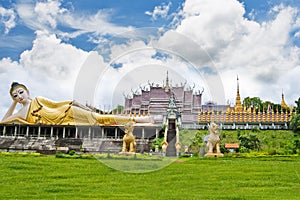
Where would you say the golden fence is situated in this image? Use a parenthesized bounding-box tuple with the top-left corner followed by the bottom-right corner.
(198, 109, 295, 123)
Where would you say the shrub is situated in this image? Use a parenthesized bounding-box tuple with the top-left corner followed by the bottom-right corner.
(239, 146, 249, 153)
(251, 126, 260, 133)
(69, 150, 76, 156)
(151, 137, 164, 151)
(268, 149, 277, 155)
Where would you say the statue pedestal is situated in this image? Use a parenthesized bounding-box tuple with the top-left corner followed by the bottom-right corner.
(118, 152, 136, 155)
(205, 152, 224, 157)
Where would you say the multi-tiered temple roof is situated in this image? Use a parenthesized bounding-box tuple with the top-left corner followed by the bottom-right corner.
(124, 72, 203, 124)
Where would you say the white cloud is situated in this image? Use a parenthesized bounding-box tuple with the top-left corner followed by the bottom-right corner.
(0, 31, 91, 117)
(60, 10, 134, 38)
(149, 0, 300, 105)
(34, 0, 67, 29)
(2, 0, 300, 119)
(0, 6, 16, 34)
(15, 0, 134, 39)
(20, 30, 87, 80)
(145, 2, 172, 20)
(95, 0, 300, 106)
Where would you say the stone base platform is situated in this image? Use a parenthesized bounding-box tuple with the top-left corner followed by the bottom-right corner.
(118, 152, 136, 155)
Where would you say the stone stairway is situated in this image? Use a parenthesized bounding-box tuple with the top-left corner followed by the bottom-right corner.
(166, 129, 176, 156)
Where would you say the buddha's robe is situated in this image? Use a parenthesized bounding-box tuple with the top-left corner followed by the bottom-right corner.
(5, 97, 134, 125)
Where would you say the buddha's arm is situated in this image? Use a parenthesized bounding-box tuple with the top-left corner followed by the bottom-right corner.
(134, 115, 154, 124)
(72, 100, 92, 111)
(2, 101, 17, 121)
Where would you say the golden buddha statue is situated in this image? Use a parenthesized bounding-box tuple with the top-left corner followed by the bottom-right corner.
(1, 82, 153, 126)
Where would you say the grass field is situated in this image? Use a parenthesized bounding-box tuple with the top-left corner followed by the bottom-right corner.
(0, 153, 299, 200)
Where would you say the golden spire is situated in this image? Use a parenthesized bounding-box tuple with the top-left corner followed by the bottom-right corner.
(281, 91, 288, 108)
(234, 75, 243, 112)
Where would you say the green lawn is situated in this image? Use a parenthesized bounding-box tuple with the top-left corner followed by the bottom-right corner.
(0, 153, 299, 200)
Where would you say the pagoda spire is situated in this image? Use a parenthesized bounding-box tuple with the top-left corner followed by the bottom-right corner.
(281, 90, 288, 108)
(164, 71, 170, 92)
(234, 75, 243, 112)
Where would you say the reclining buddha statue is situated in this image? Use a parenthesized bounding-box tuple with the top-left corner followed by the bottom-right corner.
(1, 82, 153, 126)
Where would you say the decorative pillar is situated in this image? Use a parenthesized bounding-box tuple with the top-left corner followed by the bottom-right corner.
(67, 128, 71, 138)
(281, 110, 284, 122)
(101, 127, 104, 138)
(235, 111, 238, 122)
(26, 126, 29, 137)
(176, 125, 179, 143)
(88, 127, 91, 139)
(50, 126, 53, 138)
(175, 142, 181, 157)
(225, 111, 229, 122)
(115, 127, 118, 139)
(142, 127, 145, 140)
(162, 141, 168, 157)
(202, 111, 205, 122)
(14, 125, 17, 137)
(63, 127, 66, 138)
(276, 110, 280, 122)
(38, 126, 41, 138)
(3, 125, 6, 136)
(75, 127, 78, 138)
(164, 121, 168, 143)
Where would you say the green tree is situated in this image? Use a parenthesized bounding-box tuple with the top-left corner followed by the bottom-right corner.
(290, 114, 300, 136)
(151, 137, 164, 151)
(189, 130, 204, 155)
(243, 97, 290, 113)
(242, 97, 262, 109)
(111, 105, 124, 114)
(238, 133, 260, 151)
(295, 97, 300, 114)
(290, 97, 300, 136)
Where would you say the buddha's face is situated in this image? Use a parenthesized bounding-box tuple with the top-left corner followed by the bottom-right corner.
(11, 87, 30, 104)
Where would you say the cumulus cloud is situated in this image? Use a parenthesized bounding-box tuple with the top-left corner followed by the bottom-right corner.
(0, 6, 16, 34)
(15, 0, 133, 39)
(0, 31, 90, 117)
(1, 0, 300, 118)
(94, 0, 300, 106)
(149, 0, 300, 105)
(20, 30, 87, 80)
(145, 2, 172, 20)
(34, 0, 67, 29)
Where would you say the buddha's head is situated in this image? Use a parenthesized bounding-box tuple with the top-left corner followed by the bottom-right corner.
(10, 82, 30, 104)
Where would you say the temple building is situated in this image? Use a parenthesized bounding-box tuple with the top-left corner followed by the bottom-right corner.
(124, 72, 203, 124)
(197, 76, 295, 129)
(123, 73, 295, 129)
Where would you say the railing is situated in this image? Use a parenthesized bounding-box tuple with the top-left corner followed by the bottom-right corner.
(181, 122, 289, 130)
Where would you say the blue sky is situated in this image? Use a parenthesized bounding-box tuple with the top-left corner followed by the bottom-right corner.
(0, 0, 300, 116)
(2, 0, 298, 60)
(1, 0, 184, 60)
